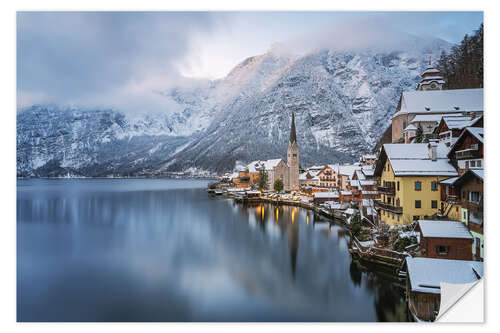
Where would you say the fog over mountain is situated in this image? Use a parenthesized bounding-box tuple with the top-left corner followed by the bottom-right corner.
(17, 27, 451, 177)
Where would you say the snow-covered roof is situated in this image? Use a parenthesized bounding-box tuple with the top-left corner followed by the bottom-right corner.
(466, 127, 484, 143)
(362, 198, 373, 206)
(418, 220, 473, 239)
(308, 165, 325, 171)
(314, 192, 339, 198)
(389, 159, 458, 176)
(442, 116, 478, 130)
(362, 154, 376, 159)
(344, 208, 358, 215)
(327, 202, 347, 210)
(361, 190, 378, 195)
(421, 67, 441, 76)
(354, 170, 366, 180)
(394, 88, 483, 117)
(471, 169, 484, 180)
(406, 257, 483, 294)
(439, 176, 459, 185)
(349, 180, 360, 187)
(362, 167, 374, 177)
(299, 172, 308, 180)
(359, 180, 376, 186)
(384, 143, 449, 160)
(383, 143, 458, 177)
(247, 159, 284, 172)
(341, 191, 352, 196)
(403, 124, 417, 131)
(338, 165, 361, 178)
(411, 114, 446, 124)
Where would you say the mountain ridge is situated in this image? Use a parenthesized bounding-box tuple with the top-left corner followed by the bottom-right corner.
(17, 36, 451, 177)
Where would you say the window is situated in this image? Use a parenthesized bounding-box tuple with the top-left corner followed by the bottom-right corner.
(415, 181, 422, 191)
(413, 215, 419, 221)
(415, 200, 421, 208)
(397, 215, 400, 222)
(477, 160, 482, 167)
(397, 181, 400, 191)
(431, 181, 437, 191)
(436, 246, 450, 255)
(470, 191, 481, 203)
(431, 200, 438, 209)
(396, 198, 400, 207)
(465, 161, 470, 169)
(470, 160, 476, 167)
(293, 154, 297, 157)
(392, 212, 394, 219)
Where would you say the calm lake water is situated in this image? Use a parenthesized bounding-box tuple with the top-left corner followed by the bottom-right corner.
(17, 179, 408, 322)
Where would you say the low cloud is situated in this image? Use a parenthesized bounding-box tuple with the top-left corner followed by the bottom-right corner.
(17, 12, 216, 113)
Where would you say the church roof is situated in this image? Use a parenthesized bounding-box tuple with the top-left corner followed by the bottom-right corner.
(393, 88, 483, 117)
(247, 159, 284, 172)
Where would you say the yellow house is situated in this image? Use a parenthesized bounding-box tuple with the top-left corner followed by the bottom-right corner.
(374, 143, 458, 226)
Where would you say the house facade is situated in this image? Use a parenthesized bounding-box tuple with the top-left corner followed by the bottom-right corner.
(374, 143, 458, 226)
(447, 127, 484, 174)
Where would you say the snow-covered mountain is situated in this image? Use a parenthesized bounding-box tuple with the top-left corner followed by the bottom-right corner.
(17, 36, 450, 177)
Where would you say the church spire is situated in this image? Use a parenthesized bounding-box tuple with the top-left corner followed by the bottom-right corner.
(289, 111, 297, 144)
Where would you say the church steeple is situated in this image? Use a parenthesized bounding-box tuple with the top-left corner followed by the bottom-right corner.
(287, 111, 299, 191)
(289, 111, 297, 144)
(417, 57, 445, 91)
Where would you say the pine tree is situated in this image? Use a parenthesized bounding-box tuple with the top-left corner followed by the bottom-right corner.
(274, 179, 284, 193)
(258, 168, 269, 191)
(414, 124, 424, 143)
(436, 23, 483, 89)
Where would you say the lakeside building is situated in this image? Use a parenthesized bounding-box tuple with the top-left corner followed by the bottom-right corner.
(434, 115, 483, 147)
(232, 168, 251, 188)
(390, 63, 483, 144)
(299, 170, 320, 187)
(440, 169, 484, 260)
(417, 220, 473, 260)
(233, 112, 300, 191)
(447, 126, 484, 174)
(316, 165, 339, 188)
(374, 143, 458, 226)
(405, 257, 483, 322)
(247, 159, 289, 190)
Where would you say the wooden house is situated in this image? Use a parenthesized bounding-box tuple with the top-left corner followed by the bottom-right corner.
(434, 115, 482, 147)
(447, 127, 484, 174)
(406, 257, 483, 322)
(417, 220, 473, 260)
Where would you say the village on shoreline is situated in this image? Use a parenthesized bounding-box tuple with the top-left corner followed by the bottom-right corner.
(208, 62, 484, 322)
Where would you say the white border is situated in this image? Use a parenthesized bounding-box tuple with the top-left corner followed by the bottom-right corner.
(2, 1, 497, 332)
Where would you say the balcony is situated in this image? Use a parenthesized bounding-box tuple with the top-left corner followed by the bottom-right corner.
(445, 194, 461, 204)
(456, 145, 481, 159)
(377, 185, 395, 195)
(374, 200, 403, 213)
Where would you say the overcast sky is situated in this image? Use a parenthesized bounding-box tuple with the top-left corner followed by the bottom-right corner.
(17, 11, 483, 111)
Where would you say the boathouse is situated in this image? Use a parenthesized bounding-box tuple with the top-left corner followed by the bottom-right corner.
(417, 220, 473, 260)
(406, 257, 483, 321)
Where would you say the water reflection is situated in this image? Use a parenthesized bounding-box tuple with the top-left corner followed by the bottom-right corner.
(17, 179, 408, 322)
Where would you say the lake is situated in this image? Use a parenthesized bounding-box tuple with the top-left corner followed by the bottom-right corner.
(17, 178, 408, 322)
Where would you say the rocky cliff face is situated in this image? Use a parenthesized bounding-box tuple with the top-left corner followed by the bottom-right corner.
(17, 36, 450, 177)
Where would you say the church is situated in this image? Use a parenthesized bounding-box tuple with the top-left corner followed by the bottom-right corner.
(246, 112, 300, 191)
